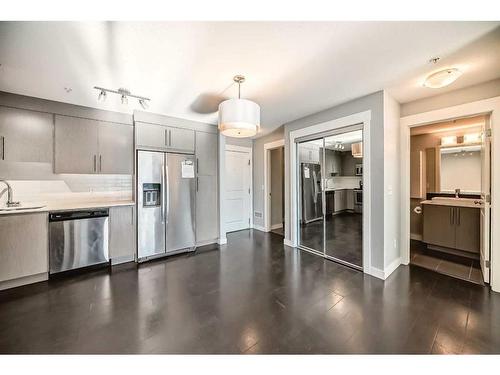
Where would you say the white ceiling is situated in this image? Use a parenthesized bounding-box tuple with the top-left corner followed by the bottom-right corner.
(0, 21, 499, 137)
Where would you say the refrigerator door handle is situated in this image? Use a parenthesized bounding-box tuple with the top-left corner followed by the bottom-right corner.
(165, 165, 170, 224)
(161, 161, 166, 223)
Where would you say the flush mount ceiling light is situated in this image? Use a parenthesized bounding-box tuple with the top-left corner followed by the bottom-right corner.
(423, 68, 462, 89)
(94, 86, 151, 108)
(218, 75, 260, 138)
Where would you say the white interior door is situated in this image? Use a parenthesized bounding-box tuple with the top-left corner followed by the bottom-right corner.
(480, 117, 491, 283)
(225, 149, 251, 233)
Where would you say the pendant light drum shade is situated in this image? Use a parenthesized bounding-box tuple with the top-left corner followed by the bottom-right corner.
(218, 98, 260, 138)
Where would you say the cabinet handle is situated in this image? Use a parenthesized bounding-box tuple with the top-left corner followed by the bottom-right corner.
(93, 155, 97, 173)
(450, 207, 453, 225)
(99, 155, 102, 172)
(164, 129, 168, 146)
(169, 130, 172, 146)
(0, 136, 4, 160)
(457, 208, 460, 226)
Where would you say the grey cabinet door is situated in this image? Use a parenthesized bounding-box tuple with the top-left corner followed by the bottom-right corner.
(54, 115, 98, 174)
(109, 206, 136, 259)
(334, 190, 346, 212)
(346, 189, 354, 210)
(423, 204, 455, 248)
(195, 131, 217, 175)
(167, 126, 195, 153)
(455, 207, 480, 253)
(196, 174, 218, 244)
(98, 122, 133, 174)
(0, 107, 53, 163)
(135, 122, 168, 150)
(0, 213, 48, 282)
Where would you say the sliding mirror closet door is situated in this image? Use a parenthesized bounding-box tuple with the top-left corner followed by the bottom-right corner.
(323, 127, 363, 268)
(297, 138, 325, 254)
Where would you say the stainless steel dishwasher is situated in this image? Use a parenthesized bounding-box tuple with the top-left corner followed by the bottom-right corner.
(49, 209, 109, 274)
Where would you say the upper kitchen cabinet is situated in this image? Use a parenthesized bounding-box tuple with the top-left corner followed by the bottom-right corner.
(55, 115, 99, 174)
(195, 131, 217, 175)
(324, 149, 342, 176)
(0, 106, 53, 163)
(54, 115, 133, 174)
(98, 122, 133, 174)
(135, 122, 195, 153)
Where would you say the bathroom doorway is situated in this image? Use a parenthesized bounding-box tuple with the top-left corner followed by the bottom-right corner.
(408, 115, 490, 285)
(296, 125, 363, 269)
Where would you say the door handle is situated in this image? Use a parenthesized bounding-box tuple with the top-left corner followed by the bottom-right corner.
(93, 155, 97, 173)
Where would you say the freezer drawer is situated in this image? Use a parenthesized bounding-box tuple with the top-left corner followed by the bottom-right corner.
(49, 210, 109, 274)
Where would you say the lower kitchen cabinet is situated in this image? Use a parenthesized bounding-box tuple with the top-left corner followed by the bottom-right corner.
(334, 189, 347, 212)
(346, 189, 354, 210)
(109, 206, 136, 261)
(0, 213, 48, 284)
(196, 175, 218, 244)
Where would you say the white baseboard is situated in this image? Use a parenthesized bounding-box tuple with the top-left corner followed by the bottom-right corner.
(283, 238, 294, 247)
(270, 223, 283, 230)
(218, 237, 227, 245)
(410, 233, 422, 241)
(0, 272, 48, 291)
(368, 258, 401, 280)
(252, 224, 268, 232)
(111, 255, 135, 265)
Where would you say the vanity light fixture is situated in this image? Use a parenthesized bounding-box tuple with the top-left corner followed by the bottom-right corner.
(218, 75, 260, 138)
(94, 86, 151, 108)
(463, 132, 481, 144)
(441, 135, 457, 146)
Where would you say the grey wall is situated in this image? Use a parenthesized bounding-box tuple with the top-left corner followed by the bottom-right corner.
(270, 147, 284, 226)
(283, 91, 385, 270)
(401, 78, 500, 116)
(252, 126, 285, 227)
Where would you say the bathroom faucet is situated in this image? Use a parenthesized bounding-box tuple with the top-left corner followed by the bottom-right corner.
(455, 188, 461, 198)
(0, 180, 20, 207)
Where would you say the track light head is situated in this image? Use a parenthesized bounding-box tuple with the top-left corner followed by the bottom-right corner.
(98, 90, 106, 102)
(139, 99, 149, 109)
(121, 94, 128, 105)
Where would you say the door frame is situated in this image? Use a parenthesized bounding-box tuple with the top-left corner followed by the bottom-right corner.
(264, 139, 285, 232)
(400, 96, 500, 292)
(224, 144, 253, 232)
(289, 110, 372, 275)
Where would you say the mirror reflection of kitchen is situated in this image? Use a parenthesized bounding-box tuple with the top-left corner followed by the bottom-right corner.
(410, 115, 491, 285)
(297, 127, 363, 269)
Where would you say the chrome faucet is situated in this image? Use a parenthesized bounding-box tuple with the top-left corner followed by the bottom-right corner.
(0, 180, 20, 207)
(455, 188, 461, 198)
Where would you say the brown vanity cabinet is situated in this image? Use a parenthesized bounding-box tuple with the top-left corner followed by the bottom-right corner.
(423, 204, 480, 254)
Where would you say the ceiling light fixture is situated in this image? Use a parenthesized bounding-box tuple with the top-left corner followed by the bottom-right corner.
(423, 68, 462, 89)
(94, 86, 151, 108)
(218, 75, 260, 138)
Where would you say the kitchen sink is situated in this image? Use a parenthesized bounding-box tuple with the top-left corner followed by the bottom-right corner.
(0, 205, 46, 212)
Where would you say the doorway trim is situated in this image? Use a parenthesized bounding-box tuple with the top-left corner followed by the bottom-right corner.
(400, 96, 500, 292)
(289, 110, 372, 275)
(224, 144, 253, 232)
(264, 139, 285, 232)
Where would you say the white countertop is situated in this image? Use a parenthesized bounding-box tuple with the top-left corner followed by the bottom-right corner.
(0, 199, 135, 216)
(421, 198, 483, 209)
(324, 187, 357, 192)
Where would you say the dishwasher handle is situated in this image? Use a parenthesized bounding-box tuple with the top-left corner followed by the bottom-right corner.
(49, 209, 109, 222)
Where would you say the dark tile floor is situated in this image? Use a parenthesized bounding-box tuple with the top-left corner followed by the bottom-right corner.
(1, 229, 500, 354)
(410, 240, 484, 285)
(300, 212, 362, 267)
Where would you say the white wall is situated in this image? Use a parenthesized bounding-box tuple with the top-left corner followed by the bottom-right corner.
(383, 92, 401, 270)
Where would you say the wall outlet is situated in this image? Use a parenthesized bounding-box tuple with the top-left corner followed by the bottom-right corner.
(393, 239, 397, 249)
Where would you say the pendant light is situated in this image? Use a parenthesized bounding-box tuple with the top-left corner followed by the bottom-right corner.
(218, 75, 260, 138)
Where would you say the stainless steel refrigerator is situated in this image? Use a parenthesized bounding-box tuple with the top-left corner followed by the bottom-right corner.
(137, 150, 196, 261)
(301, 162, 323, 223)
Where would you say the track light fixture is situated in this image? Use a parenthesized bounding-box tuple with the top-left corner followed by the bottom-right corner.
(94, 86, 151, 108)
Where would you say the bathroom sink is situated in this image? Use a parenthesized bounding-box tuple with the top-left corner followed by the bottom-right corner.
(428, 197, 483, 207)
(0, 205, 46, 212)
